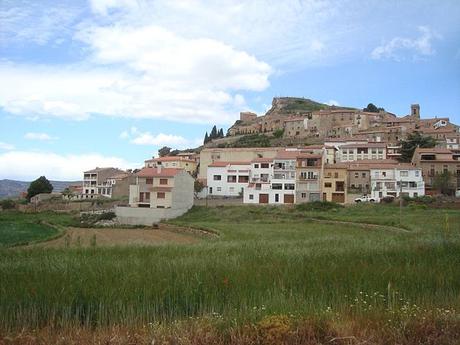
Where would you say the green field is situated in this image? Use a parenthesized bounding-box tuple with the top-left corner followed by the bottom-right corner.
(0, 211, 77, 247)
(0, 205, 459, 343)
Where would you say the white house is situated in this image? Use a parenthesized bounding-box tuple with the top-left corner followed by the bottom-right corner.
(244, 150, 297, 204)
(370, 164, 424, 199)
(207, 161, 251, 197)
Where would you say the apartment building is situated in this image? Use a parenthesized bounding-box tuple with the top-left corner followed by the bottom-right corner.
(337, 142, 387, 162)
(144, 156, 197, 175)
(296, 153, 322, 202)
(129, 167, 194, 209)
(199, 147, 281, 179)
(82, 167, 125, 199)
(370, 165, 424, 199)
(347, 159, 399, 194)
(411, 147, 460, 194)
(207, 161, 251, 196)
(322, 164, 347, 203)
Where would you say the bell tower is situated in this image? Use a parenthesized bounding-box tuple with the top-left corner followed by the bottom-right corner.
(411, 104, 420, 119)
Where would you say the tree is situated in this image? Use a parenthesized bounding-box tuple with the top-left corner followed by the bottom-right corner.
(273, 128, 284, 138)
(204, 132, 209, 144)
(398, 132, 437, 162)
(158, 146, 171, 157)
(27, 176, 53, 201)
(218, 128, 224, 138)
(433, 171, 455, 195)
(210, 125, 218, 139)
(363, 103, 384, 113)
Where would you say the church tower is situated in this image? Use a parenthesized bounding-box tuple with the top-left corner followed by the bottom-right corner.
(411, 104, 420, 119)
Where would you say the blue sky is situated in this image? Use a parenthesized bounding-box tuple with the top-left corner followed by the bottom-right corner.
(0, 0, 459, 180)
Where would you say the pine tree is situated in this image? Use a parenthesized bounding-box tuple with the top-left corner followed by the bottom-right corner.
(204, 132, 209, 144)
(210, 125, 218, 139)
(218, 128, 224, 138)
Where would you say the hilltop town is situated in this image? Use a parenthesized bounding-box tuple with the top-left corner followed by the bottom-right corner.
(4, 97, 459, 224)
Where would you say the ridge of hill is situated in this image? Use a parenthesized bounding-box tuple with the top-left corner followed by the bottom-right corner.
(0, 179, 81, 199)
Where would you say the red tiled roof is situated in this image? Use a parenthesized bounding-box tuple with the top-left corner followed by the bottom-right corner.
(251, 157, 274, 163)
(414, 148, 453, 154)
(136, 167, 182, 177)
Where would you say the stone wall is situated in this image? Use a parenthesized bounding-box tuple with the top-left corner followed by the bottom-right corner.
(115, 205, 191, 226)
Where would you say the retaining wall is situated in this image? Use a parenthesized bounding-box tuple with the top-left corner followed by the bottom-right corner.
(115, 206, 191, 226)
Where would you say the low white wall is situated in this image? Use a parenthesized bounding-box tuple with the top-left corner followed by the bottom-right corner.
(115, 205, 191, 226)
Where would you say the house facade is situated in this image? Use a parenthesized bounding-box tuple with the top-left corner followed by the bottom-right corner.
(207, 161, 251, 196)
(129, 167, 194, 209)
(82, 167, 125, 199)
(370, 165, 424, 199)
(322, 165, 347, 203)
(411, 147, 460, 194)
(144, 156, 197, 175)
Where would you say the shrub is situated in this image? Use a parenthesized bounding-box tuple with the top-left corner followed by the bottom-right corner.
(381, 196, 395, 204)
(97, 211, 116, 221)
(296, 201, 343, 212)
(0, 199, 16, 210)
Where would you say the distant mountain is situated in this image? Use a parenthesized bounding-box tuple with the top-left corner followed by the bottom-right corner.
(0, 179, 81, 199)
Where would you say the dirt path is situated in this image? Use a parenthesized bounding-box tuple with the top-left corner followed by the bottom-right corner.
(32, 224, 201, 248)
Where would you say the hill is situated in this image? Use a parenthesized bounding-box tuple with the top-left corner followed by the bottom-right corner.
(0, 179, 81, 199)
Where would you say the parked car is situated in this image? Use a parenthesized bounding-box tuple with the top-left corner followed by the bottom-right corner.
(354, 195, 378, 203)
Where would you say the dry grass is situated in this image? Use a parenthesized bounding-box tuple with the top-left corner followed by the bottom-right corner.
(1, 316, 459, 345)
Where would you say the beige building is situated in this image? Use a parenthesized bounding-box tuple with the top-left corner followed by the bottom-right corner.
(411, 147, 460, 194)
(144, 156, 198, 175)
(82, 167, 125, 199)
(129, 167, 194, 208)
(199, 147, 281, 180)
(346, 159, 399, 194)
(322, 164, 348, 203)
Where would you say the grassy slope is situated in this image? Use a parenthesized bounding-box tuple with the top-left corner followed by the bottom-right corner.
(0, 211, 77, 247)
(0, 204, 459, 332)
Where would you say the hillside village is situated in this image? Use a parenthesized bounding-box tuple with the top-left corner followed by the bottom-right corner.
(10, 98, 460, 224)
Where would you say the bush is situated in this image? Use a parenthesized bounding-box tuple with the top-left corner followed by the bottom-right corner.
(97, 211, 116, 221)
(402, 195, 435, 204)
(0, 199, 16, 210)
(381, 196, 395, 204)
(296, 201, 343, 212)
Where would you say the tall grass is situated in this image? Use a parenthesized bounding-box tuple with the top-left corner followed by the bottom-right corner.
(0, 205, 459, 331)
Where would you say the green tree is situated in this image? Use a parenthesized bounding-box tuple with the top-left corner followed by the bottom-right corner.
(210, 125, 218, 139)
(218, 128, 224, 138)
(204, 132, 209, 144)
(363, 103, 384, 113)
(433, 171, 455, 195)
(398, 132, 437, 162)
(27, 176, 53, 201)
(158, 146, 172, 157)
(273, 128, 284, 138)
(194, 180, 204, 193)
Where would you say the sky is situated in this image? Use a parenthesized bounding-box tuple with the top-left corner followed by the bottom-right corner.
(0, 0, 459, 181)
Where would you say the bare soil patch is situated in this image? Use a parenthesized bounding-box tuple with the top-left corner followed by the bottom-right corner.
(32, 224, 200, 248)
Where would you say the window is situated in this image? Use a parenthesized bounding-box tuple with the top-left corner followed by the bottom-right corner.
(145, 192, 150, 201)
(227, 175, 237, 183)
(400, 171, 408, 177)
(157, 192, 165, 199)
(275, 194, 279, 202)
(382, 171, 387, 177)
(159, 178, 168, 185)
(284, 183, 295, 190)
(334, 172, 339, 178)
(249, 194, 254, 200)
(217, 187, 222, 192)
(362, 172, 366, 178)
(238, 175, 249, 183)
(213, 175, 222, 181)
(272, 183, 282, 190)
(254, 164, 259, 168)
(335, 181, 345, 192)
(301, 193, 307, 198)
(261, 163, 269, 168)
(354, 172, 359, 178)
(324, 182, 332, 188)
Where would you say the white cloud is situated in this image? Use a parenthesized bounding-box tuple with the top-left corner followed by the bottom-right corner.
(120, 127, 198, 148)
(24, 132, 57, 141)
(0, 0, 82, 46)
(0, 22, 271, 124)
(0, 150, 137, 181)
(0, 142, 15, 150)
(326, 100, 340, 106)
(371, 26, 441, 61)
